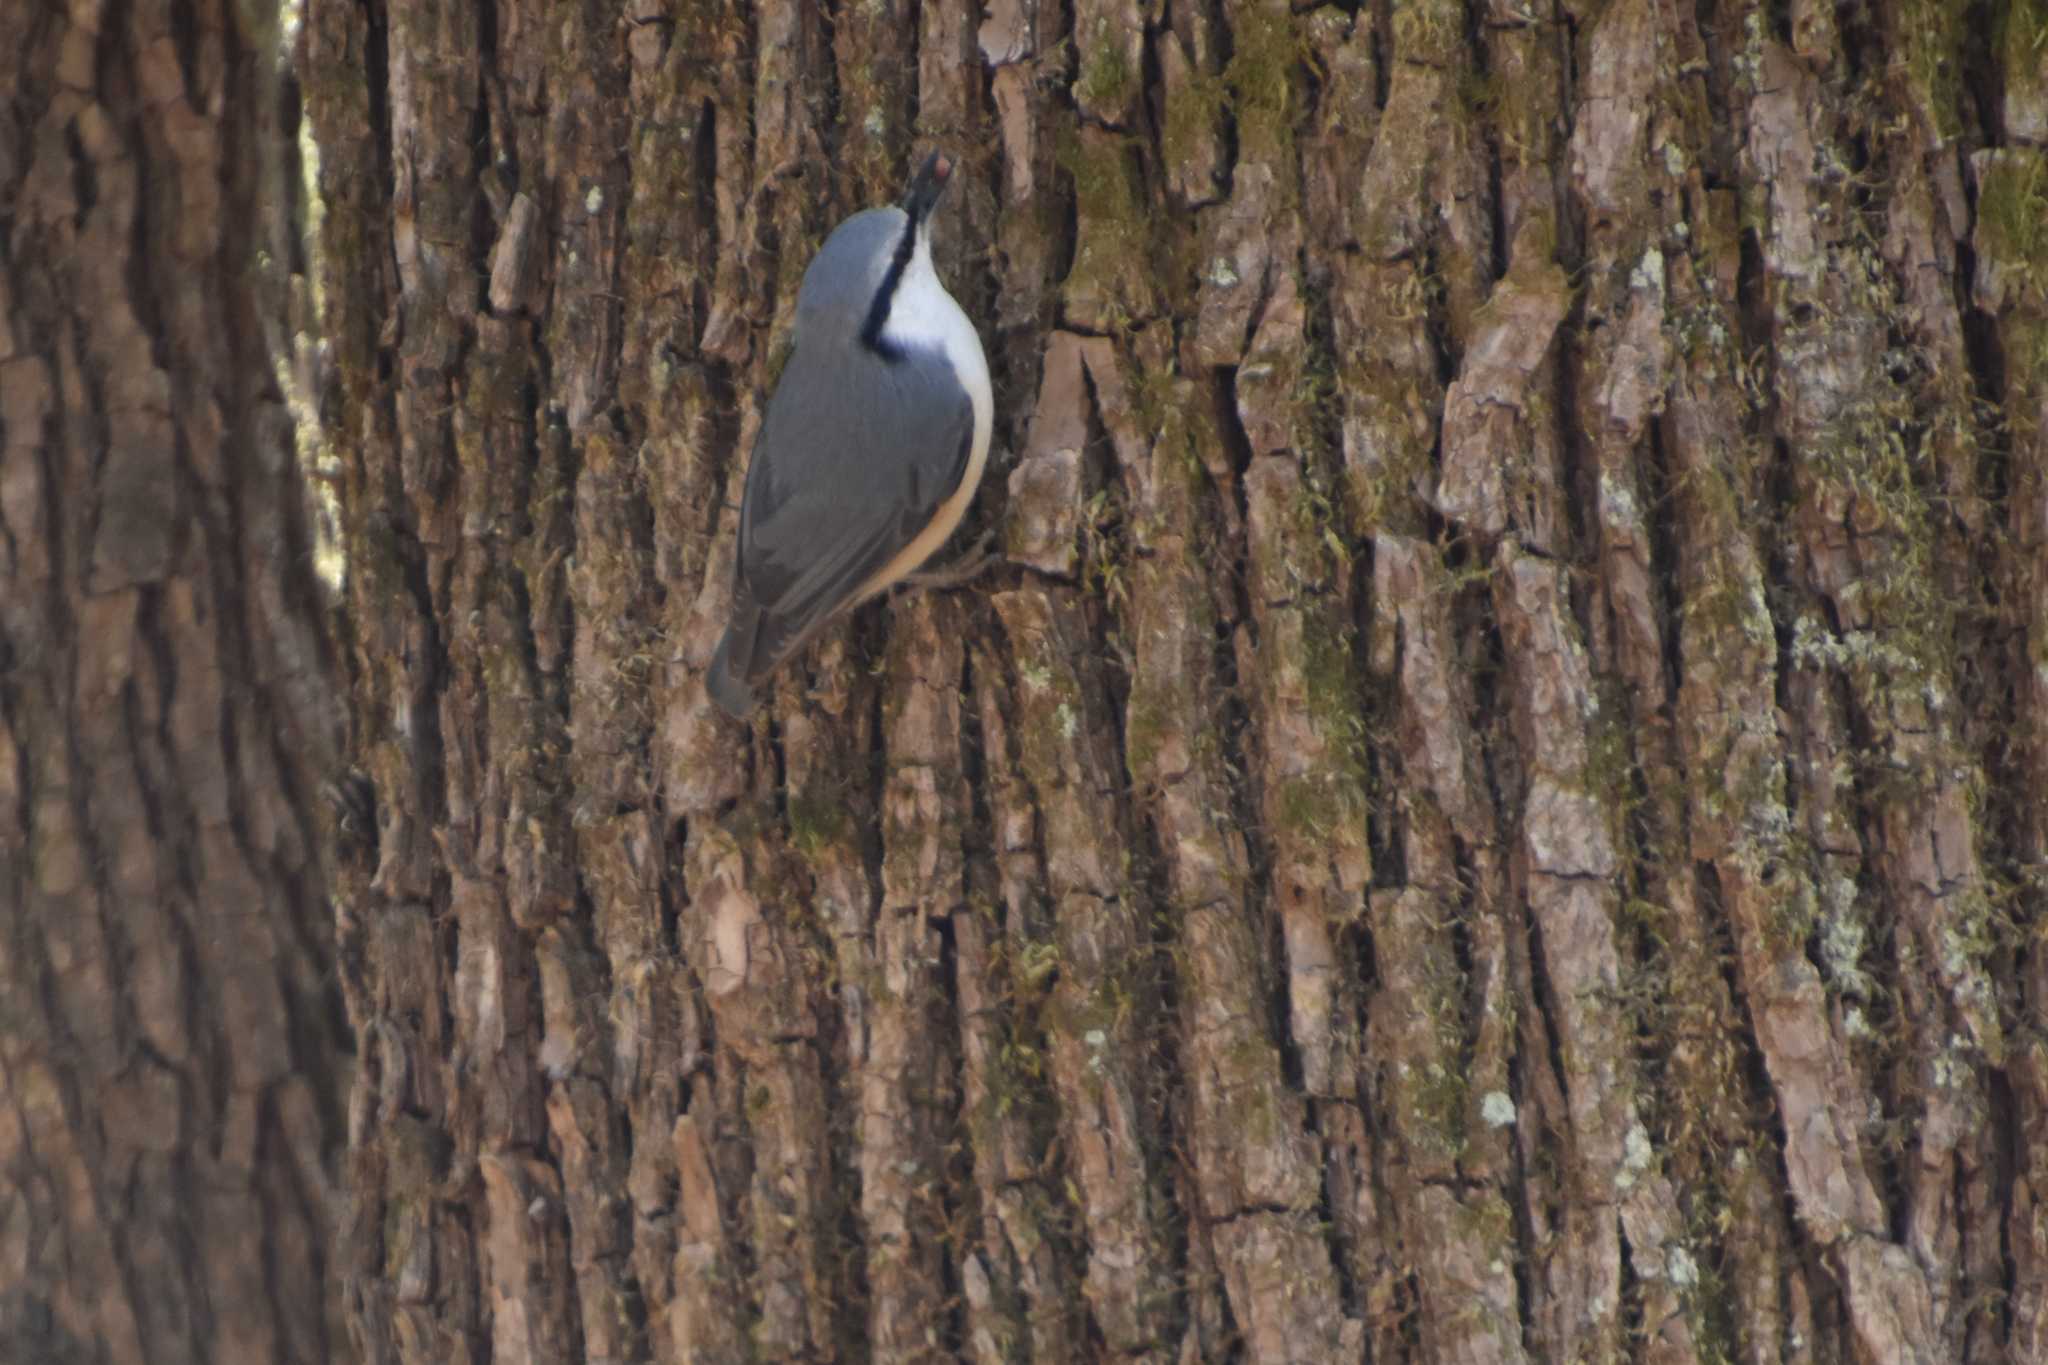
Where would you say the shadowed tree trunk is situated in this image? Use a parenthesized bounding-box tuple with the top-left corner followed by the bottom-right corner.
(303, 0, 2048, 1361)
(1, 1, 347, 1362)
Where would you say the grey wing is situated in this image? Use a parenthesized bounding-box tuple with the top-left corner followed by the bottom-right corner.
(731, 342, 975, 682)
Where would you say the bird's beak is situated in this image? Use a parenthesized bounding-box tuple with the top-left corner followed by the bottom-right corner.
(901, 151, 953, 226)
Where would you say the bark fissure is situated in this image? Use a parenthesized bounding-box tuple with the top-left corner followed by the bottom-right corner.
(273, 0, 2048, 1360)
(5, 0, 347, 1357)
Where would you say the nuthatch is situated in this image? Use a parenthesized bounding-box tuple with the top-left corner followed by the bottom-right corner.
(708, 152, 992, 718)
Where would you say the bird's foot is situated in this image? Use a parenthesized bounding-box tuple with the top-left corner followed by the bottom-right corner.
(899, 531, 998, 592)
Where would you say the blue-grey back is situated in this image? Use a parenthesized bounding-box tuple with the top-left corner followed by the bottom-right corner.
(737, 326, 974, 628)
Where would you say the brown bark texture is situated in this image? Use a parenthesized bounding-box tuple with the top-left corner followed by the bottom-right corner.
(303, 0, 2048, 1362)
(2, 1, 348, 1363)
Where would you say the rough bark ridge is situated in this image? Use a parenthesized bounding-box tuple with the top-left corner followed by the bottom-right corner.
(304, 0, 2048, 1361)
(1, 1, 346, 1362)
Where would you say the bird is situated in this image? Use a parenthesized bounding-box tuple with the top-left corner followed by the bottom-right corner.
(707, 150, 994, 719)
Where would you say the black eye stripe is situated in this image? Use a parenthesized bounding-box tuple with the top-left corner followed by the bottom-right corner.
(859, 216, 920, 360)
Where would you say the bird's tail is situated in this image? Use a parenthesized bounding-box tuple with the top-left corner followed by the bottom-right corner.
(706, 615, 760, 719)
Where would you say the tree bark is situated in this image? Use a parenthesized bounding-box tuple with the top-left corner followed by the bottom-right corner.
(304, 0, 2048, 1361)
(1, 1, 347, 1362)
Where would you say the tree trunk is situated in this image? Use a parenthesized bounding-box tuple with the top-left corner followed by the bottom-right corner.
(305, 0, 2048, 1361)
(1, 1, 347, 1362)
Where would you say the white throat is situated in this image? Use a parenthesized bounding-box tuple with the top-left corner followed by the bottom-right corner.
(882, 228, 993, 444)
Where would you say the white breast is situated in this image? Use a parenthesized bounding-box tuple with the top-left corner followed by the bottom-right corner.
(858, 231, 994, 599)
(883, 232, 993, 453)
